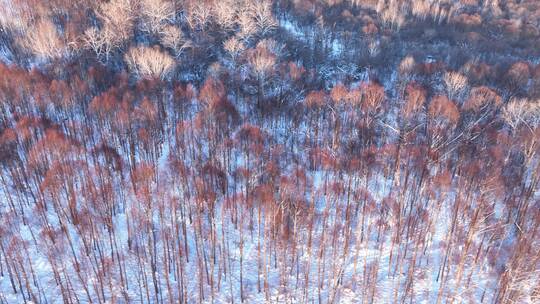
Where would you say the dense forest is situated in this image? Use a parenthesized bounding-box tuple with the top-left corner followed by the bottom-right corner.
(0, 0, 539, 303)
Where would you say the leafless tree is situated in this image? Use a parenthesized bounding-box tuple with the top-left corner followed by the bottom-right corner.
(411, 0, 431, 21)
(83, 0, 134, 60)
(160, 25, 191, 56)
(139, 0, 176, 35)
(505, 61, 531, 95)
(248, 0, 277, 37)
(399, 55, 416, 78)
(213, 0, 238, 33)
(379, 1, 406, 30)
(443, 71, 468, 101)
(237, 0, 276, 41)
(502, 98, 540, 130)
(224, 37, 246, 63)
(124, 45, 176, 79)
(19, 18, 67, 60)
(237, 11, 257, 42)
(184, 1, 213, 31)
(248, 40, 277, 106)
(0, 0, 33, 32)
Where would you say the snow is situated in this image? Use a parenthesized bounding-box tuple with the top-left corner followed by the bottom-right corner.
(0, 44, 12, 64)
(1, 152, 503, 304)
(0, 6, 536, 304)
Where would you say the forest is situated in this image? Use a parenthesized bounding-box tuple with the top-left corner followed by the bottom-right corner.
(0, 0, 539, 303)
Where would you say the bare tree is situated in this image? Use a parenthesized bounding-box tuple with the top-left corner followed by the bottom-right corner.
(224, 37, 246, 64)
(379, 1, 406, 30)
(83, 0, 134, 60)
(160, 25, 191, 56)
(184, 1, 213, 31)
(248, 0, 277, 37)
(427, 95, 460, 152)
(213, 0, 238, 33)
(248, 40, 277, 107)
(237, 11, 257, 42)
(124, 45, 176, 79)
(139, 0, 176, 35)
(0, 0, 33, 32)
(402, 82, 426, 120)
(237, 0, 276, 41)
(19, 18, 67, 60)
(502, 98, 540, 130)
(443, 71, 468, 101)
(399, 55, 416, 78)
(505, 61, 531, 95)
(411, 0, 431, 21)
